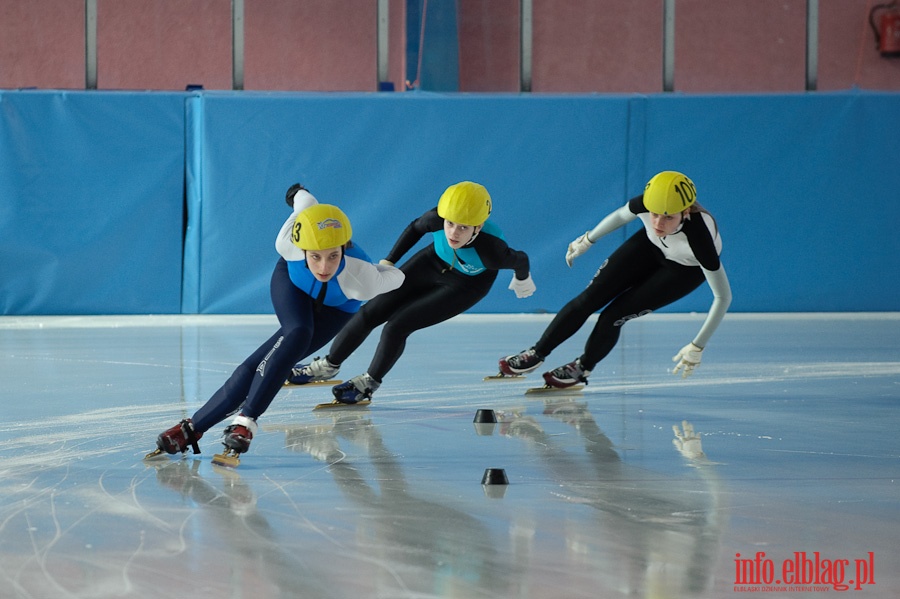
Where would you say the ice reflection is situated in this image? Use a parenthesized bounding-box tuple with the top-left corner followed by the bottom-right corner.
(280, 412, 513, 597)
(497, 400, 725, 598)
(148, 459, 341, 598)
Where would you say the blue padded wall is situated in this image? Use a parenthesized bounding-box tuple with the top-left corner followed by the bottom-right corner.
(187, 90, 899, 314)
(184, 92, 632, 314)
(2, 89, 898, 315)
(639, 91, 900, 312)
(0, 91, 185, 314)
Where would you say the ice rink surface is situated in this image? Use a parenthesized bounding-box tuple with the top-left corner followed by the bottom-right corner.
(1, 313, 898, 599)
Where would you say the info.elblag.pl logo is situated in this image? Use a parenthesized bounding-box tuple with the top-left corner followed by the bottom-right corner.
(734, 551, 875, 592)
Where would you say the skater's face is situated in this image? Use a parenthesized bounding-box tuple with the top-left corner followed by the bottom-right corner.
(306, 246, 343, 281)
(649, 210, 687, 237)
(443, 220, 481, 249)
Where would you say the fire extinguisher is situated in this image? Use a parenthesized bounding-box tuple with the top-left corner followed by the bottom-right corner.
(869, 1, 900, 56)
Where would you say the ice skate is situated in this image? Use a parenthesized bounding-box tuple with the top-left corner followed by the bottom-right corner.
(212, 415, 257, 468)
(484, 372, 525, 381)
(497, 347, 544, 377)
(314, 399, 372, 409)
(524, 384, 585, 394)
(527, 358, 590, 393)
(145, 418, 203, 459)
(284, 356, 342, 387)
(315, 373, 379, 409)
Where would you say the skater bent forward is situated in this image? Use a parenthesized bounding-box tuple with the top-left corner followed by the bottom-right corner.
(150, 185, 404, 461)
(499, 171, 732, 388)
(290, 181, 535, 405)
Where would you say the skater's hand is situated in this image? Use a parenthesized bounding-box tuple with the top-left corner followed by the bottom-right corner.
(379, 259, 394, 267)
(565, 232, 593, 267)
(509, 273, 536, 298)
(672, 342, 703, 378)
(672, 420, 705, 459)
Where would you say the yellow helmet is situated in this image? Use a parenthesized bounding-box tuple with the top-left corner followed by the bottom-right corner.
(291, 204, 353, 250)
(643, 171, 697, 215)
(437, 181, 492, 226)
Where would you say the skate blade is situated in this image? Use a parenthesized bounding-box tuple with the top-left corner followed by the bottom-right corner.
(525, 384, 584, 395)
(283, 379, 343, 388)
(484, 372, 525, 381)
(143, 448, 167, 460)
(313, 399, 372, 410)
(211, 450, 241, 468)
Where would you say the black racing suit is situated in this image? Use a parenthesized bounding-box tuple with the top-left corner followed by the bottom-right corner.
(534, 196, 721, 371)
(327, 208, 530, 382)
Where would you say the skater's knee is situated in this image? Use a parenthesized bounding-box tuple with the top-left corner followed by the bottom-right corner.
(380, 322, 415, 344)
(279, 324, 313, 348)
(560, 298, 598, 322)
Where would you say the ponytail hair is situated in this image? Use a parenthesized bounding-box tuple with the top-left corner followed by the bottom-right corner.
(688, 202, 718, 236)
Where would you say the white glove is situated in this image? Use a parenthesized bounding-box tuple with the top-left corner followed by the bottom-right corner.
(565, 232, 593, 267)
(508, 273, 536, 298)
(672, 342, 703, 378)
(379, 259, 394, 267)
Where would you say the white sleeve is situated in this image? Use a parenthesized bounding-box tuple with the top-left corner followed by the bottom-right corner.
(692, 265, 732, 349)
(275, 190, 318, 260)
(338, 258, 406, 301)
(586, 204, 637, 243)
(275, 214, 304, 260)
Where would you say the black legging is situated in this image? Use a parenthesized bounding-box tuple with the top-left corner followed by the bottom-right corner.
(534, 230, 705, 371)
(327, 247, 497, 382)
(192, 259, 353, 432)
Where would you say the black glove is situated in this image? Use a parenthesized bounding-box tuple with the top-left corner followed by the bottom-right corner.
(285, 183, 306, 207)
